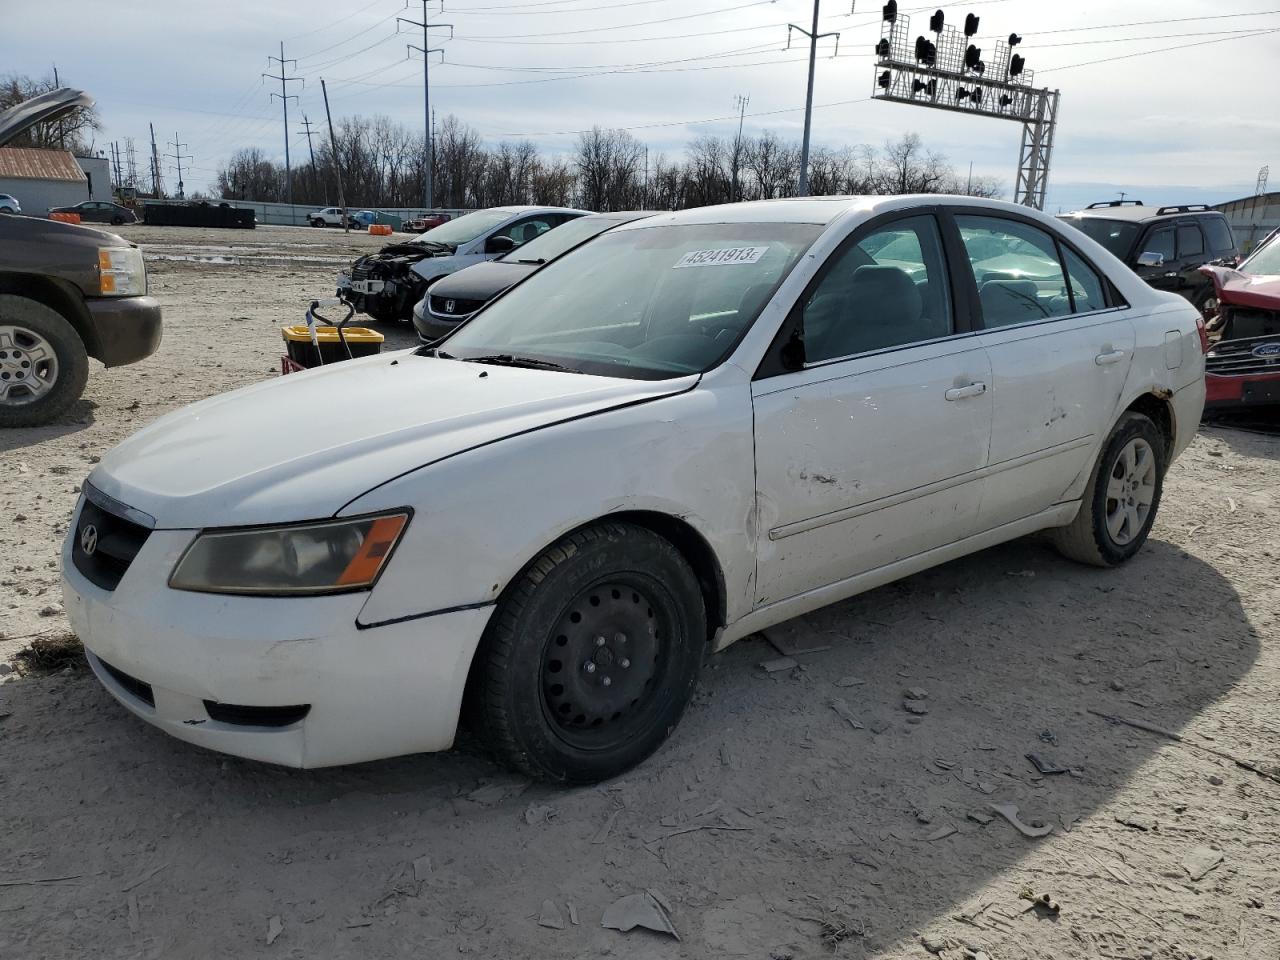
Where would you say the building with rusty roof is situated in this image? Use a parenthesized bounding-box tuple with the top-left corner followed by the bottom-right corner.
(0, 146, 90, 216)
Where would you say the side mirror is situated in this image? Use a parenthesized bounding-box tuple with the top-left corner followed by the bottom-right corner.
(780, 326, 806, 371)
(485, 234, 516, 255)
(1136, 251, 1165, 268)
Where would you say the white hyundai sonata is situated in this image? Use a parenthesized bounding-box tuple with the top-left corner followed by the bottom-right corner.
(62, 196, 1206, 783)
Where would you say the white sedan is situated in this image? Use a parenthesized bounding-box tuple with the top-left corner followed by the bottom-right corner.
(62, 196, 1206, 783)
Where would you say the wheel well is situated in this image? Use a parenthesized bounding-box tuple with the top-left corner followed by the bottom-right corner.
(0, 273, 98, 358)
(1124, 392, 1174, 468)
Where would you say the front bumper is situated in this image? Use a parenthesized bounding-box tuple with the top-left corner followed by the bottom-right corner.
(1205, 371, 1280, 408)
(85, 295, 162, 367)
(61, 502, 493, 768)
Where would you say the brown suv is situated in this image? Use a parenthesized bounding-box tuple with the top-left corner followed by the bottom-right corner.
(0, 214, 161, 426)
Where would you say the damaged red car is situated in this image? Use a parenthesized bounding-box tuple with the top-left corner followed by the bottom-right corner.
(1200, 230, 1280, 410)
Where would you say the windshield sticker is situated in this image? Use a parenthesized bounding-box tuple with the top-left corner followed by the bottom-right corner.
(673, 246, 769, 269)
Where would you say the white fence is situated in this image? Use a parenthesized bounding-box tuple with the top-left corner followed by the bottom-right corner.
(145, 198, 471, 227)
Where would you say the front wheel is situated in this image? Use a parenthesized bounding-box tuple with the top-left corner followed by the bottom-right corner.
(0, 295, 90, 428)
(1050, 412, 1165, 567)
(467, 522, 707, 783)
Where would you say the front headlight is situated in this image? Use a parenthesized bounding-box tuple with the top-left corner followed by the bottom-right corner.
(169, 511, 410, 596)
(98, 246, 147, 297)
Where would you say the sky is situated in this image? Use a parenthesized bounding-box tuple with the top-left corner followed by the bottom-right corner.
(6, 0, 1279, 210)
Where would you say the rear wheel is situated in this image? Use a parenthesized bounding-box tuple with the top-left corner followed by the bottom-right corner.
(468, 522, 706, 783)
(1050, 412, 1164, 567)
(0, 295, 89, 428)
(110, 215, 125, 225)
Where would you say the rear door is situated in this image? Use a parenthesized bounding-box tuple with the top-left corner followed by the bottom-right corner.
(952, 211, 1136, 530)
(751, 211, 993, 604)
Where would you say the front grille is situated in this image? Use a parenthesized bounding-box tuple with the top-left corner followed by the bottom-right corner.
(98, 658, 155, 707)
(203, 702, 311, 728)
(72, 497, 151, 591)
(1207, 332, 1280, 375)
(429, 294, 484, 318)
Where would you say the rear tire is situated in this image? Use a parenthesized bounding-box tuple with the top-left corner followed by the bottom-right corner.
(468, 522, 706, 783)
(0, 295, 90, 428)
(1050, 412, 1165, 567)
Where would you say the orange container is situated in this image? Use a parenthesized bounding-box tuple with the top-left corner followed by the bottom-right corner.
(50, 212, 81, 224)
(368, 223, 393, 236)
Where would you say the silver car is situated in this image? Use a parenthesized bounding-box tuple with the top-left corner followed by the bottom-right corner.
(0, 193, 20, 214)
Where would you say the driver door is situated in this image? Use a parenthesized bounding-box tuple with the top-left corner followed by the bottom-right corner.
(751, 212, 993, 605)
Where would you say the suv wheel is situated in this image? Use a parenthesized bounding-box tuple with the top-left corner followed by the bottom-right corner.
(0, 295, 90, 428)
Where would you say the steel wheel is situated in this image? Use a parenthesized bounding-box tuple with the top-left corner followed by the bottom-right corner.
(1104, 437, 1156, 546)
(540, 577, 674, 752)
(0, 325, 59, 406)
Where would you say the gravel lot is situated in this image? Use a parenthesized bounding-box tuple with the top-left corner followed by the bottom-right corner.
(2, 224, 1278, 960)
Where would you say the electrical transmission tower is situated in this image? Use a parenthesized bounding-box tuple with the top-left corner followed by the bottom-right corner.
(1257, 165, 1270, 197)
(265, 42, 302, 207)
(149, 123, 165, 198)
(125, 138, 139, 190)
(165, 133, 192, 199)
(398, 2, 453, 211)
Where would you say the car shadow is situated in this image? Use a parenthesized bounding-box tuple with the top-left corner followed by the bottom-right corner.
(0, 398, 97, 453)
(1200, 412, 1280, 457)
(0, 535, 1258, 958)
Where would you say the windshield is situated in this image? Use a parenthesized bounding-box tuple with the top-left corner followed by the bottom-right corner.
(504, 216, 626, 264)
(416, 209, 516, 247)
(1060, 216, 1139, 259)
(1240, 232, 1280, 276)
(438, 222, 822, 380)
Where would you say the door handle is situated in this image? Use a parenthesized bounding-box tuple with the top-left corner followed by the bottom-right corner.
(1163, 272, 1179, 278)
(945, 381, 987, 401)
(1095, 349, 1126, 365)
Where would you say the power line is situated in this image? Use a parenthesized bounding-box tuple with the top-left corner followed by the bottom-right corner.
(265, 42, 303, 206)
(1038, 26, 1280, 73)
(456, 0, 777, 40)
(286, 0, 387, 42)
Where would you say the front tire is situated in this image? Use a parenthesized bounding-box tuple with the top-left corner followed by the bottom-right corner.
(1050, 412, 1165, 567)
(0, 295, 90, 428)
(468, 522, 707, 783)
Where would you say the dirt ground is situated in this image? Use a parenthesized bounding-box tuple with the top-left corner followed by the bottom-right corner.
(2, 224, 1278, 960)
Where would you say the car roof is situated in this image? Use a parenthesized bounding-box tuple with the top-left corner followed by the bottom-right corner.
(488, 205, 593, 216)
(1060, 204, 1222, 223)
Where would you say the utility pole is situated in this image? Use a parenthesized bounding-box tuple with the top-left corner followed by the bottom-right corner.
(298, 115, 323, 203)
(320, 79, 349, 235)
(165, 133, 192, 199)
(788, 1, 839, 196)
(111, 142, 123, 189)
(731, 93, 749, 201)
(148, 123, 164, 198)
(398, 2, 452, 212)
(265, 42, 302, 210)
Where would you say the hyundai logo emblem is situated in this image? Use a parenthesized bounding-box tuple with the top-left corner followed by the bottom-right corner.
(80, 523, 99, 556)
(445, 299, 456, 314)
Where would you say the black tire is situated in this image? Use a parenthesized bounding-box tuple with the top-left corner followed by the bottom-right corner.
(1050, 412, 1165, 567)
(468, 521, 707, 784)
(110, 215, 125, 225)
(0, 295, 90, 428)
(310, 219, 324, 228)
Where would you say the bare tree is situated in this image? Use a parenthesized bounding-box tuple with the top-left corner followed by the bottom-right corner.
(575, 126, 645, 211)
(874, 132, 952, 194)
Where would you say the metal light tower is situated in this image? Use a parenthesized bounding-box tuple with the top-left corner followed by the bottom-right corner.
(871, 4, 1061, 209)
(398, 2, 452, 212)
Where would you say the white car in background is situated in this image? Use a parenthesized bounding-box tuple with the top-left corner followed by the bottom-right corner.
(307, 207, 351, 228)
(63, 195, 1205, 783)
(336, 205, 591, 321)
(0, 193, 20, 214)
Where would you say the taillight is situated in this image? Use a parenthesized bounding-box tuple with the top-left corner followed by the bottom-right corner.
(1195, 315, 1210, 354)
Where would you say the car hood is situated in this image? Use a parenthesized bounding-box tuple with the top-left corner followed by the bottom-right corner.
(425, 260, 535, 302)
(1200, 264, 1280, 310)
(88, 351, 694, 529)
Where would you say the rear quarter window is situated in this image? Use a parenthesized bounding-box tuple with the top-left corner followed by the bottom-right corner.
(1202, 217, 1236, 254)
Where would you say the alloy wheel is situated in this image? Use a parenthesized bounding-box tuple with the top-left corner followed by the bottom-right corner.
(0, 325, 59, 405)
(1105, 437, 1156, 546)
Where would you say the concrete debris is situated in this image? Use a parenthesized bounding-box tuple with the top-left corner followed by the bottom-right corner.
(763, 620, 832, 657)
(1208, 774, 1224, 786)
(601, 890, 679, 940)
(537, 899, 565, 930)
(1026, 753, 1069, 776)
(1183, 846, 1224, 881)
(967, 811, 994, 826)
(904, 687, 929, 700)
(989, 803, 1053, 839)
(904, 700, 929, 715)
(412, 856, 432, 884)
(922, 933, 947, 953)
(828, 697, 865, 730)
(567, 901, 579, 926)
(759, 656, 799, 674)
(266, 915, 284, 945)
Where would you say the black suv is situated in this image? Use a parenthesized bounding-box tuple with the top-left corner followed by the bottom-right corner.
(1059, 201, 1237, 316)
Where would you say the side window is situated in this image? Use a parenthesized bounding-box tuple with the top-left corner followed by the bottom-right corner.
(1203, 217, 1236, 254)
(802, 214, 952, 362)
(956, 215, 1071, 327)
(1177, 224, 1204, 259)
(1144, 228, 1175, 262)
(1061, 246, 1107, 314)
(496, 216, 553, 246)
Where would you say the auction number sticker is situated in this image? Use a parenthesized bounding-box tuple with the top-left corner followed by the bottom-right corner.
(673, 246, 769, 269)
